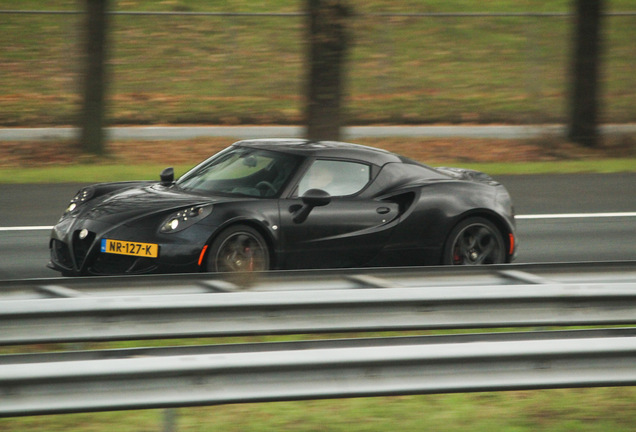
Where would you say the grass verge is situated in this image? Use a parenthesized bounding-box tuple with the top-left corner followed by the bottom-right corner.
(2, 136, 635, 183)
(3, 158, 636, 184)
(1, 379, 634, 431)
(1, 1, 636, 126)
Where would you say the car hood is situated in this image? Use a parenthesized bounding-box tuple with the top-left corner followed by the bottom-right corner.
(79, 184, 224, 224)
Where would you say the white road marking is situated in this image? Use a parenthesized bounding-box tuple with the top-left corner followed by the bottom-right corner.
(1, 212, 635, 232)
(0, 226, 53, 232)
(516, 212, 636, 220)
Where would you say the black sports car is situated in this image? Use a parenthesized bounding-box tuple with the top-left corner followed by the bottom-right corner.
(49, 139, 517, 276)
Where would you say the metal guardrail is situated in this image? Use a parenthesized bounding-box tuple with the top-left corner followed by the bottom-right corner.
(2, 329, 636, 417)
(3, 261, 636, 299)
(2, 282, 636, 345)
(2, 262, 636, 345)
(1, 262, 636, 419)
(3, 327, 635, 365)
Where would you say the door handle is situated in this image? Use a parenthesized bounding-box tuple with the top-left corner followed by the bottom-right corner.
(376, 207, 391, 214)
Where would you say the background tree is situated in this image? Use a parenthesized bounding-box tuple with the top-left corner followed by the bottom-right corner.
(305, 0, 352, 141)
(568, 0, 603, 148)
(80, 0, 109, 155)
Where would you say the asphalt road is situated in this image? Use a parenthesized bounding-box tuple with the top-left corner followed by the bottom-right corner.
(1, 173, 635, 280)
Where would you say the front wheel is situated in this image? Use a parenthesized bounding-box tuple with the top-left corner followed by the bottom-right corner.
(443, 217, 505, 265)
(206, 225, 270, 272)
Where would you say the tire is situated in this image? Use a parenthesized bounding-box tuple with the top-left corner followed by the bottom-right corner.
(443, 217, 505, 265)
(206, 225, 270, 272)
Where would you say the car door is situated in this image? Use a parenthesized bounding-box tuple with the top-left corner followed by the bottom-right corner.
(278, 159, 399, 269)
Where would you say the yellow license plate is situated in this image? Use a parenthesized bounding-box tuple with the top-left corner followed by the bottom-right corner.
(100, 239, 159, 258)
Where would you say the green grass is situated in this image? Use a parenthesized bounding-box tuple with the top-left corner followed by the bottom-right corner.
(1, 387, 635, 431)
(1, 164, 194, 184)
(0, 1, 635, 126)
(462, 158, 636, 175)
(3, 159, 636, 184)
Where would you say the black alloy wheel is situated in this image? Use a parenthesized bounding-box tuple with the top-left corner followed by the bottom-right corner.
(443, 217, 505, 265)
(207, 225, 270, 272)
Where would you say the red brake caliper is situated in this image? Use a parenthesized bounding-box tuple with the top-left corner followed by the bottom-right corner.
(245, 247, 254, 271)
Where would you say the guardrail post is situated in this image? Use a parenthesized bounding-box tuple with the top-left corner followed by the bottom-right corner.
(163, 408, 178, 432)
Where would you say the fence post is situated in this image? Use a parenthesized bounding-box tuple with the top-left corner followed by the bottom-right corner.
(163, 408, 178, 432)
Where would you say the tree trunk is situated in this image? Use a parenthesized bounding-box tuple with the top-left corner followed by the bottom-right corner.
(568, 0, 603, 148)
(80, 0, 109, 155)
(305, 0, 351, 141)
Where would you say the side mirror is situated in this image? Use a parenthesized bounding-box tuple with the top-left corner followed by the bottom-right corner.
(160, 167, 174, 185)
(242, 155, 258, 167)
(293, 189, 331, 223)
(301, 188, 331, 207)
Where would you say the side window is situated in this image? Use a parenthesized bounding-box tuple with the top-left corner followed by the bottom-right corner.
(298, 160, 370, 197)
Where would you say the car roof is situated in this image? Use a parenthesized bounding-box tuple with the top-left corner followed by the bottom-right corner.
(232, 138, 405, 166)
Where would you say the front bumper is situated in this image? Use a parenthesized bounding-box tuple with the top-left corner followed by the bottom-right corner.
(48, 218, 208, 276)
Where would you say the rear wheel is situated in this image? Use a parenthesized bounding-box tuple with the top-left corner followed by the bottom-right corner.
(443, 217, 505, 265)
(207, 225, 270, 272)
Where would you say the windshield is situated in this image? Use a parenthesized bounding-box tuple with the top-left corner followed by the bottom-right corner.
(176, 147, 302, 197)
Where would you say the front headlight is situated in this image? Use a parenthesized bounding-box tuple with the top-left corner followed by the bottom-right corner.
(160, 205, 213, 234)
(63, 187, 95, 216)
